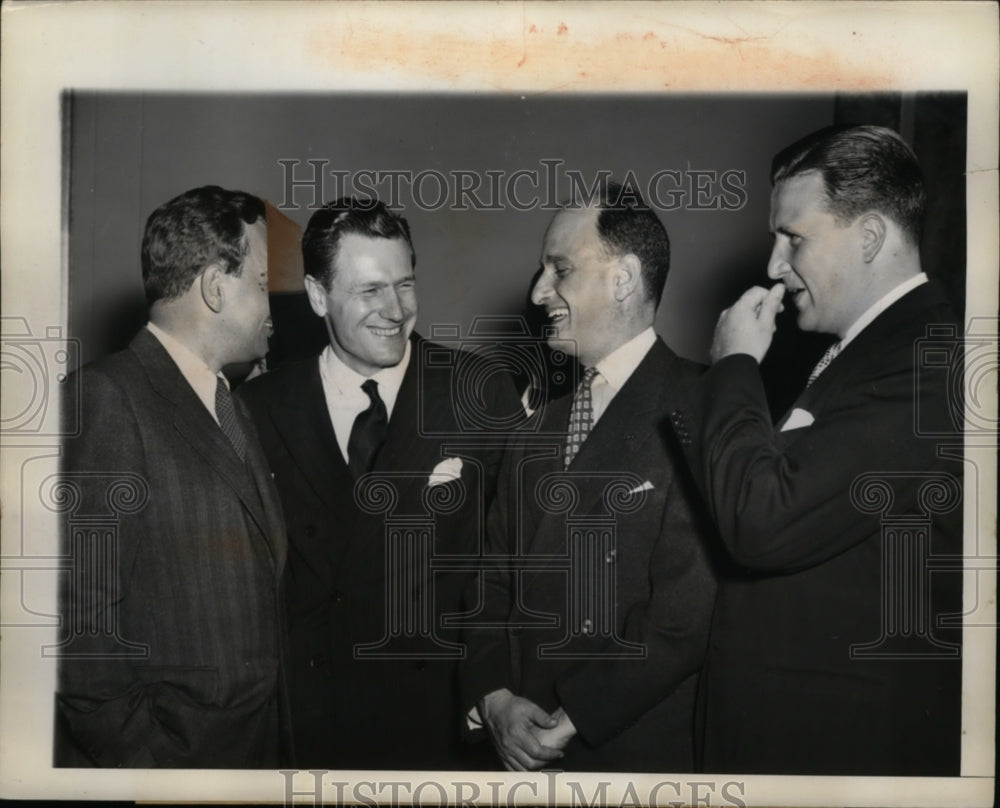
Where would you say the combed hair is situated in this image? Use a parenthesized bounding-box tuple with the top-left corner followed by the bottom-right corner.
(141, 185, 265, 305)
(302, 196, 415, 288)
(771, 124, 925, 243)
(588, 180, 671, 306)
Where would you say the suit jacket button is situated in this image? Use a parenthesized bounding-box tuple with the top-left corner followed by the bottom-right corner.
(331, 589, 342, 603)
(304, 524, 317, 537)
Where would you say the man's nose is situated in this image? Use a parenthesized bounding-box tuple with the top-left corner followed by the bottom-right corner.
(767, 244, 790, 280)
(530, 270, 552, 306)
(380, 289, 404, 321)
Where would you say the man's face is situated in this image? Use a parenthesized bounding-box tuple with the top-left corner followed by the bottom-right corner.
(767, 171, 867, 338)
(306, 234, 417, 377)
(220, 219, 272, 363)
(531, 206, 621, 367)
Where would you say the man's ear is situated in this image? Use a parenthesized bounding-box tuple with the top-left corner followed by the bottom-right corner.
(200, 264, 225, 312)
(613, 253, 642, 302)
(303, 274, 329, 317)
(859, 213, 887, 263)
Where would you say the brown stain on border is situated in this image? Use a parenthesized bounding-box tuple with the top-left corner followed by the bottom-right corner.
(306, 17, 897, 91)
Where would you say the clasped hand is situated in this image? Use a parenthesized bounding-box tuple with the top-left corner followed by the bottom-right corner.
(479, 688, 576, 771)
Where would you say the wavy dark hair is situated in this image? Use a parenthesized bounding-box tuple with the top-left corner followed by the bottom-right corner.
(141, 185, 265, 305)
(771, 124, 925, 244)
(302, 196, 415, 288)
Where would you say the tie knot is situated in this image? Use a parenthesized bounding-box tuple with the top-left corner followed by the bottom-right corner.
(581, 366, 599, 388)
(361, 378, 381, 403)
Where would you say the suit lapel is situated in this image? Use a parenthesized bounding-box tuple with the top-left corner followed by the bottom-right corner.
(240, 399, 287, 573)
(777, 282, 953, 427)
(527, 339, 675, 558)
(267, 359, 352, 514)
(373, 337, 428, 474)
(130, 329, 278, 566)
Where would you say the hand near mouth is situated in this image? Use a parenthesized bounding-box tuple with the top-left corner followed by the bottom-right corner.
(711, 283, 785, 364)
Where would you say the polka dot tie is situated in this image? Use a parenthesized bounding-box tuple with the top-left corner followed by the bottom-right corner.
(565, 367, 599, 468)
(806, 341, 843, 387)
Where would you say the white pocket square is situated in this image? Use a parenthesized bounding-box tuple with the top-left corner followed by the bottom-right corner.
(427, 457, 463, 487)
(628, 480, 654, 494)
(781, 407, 815, 432)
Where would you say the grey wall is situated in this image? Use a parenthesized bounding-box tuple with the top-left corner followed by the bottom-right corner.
(68, 93, 965, 376)
(68, 93, 840, 368)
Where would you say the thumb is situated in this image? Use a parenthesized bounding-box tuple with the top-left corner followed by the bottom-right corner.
(737, 285, 771, 312)
(759, 282, 786, 319)
(527, 704, 558, 728)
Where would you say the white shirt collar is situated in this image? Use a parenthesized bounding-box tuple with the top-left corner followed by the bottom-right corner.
(146, 321, 224, 424)
(583, 327, 657, 426)
(317, 339, 412, 462)
(593, 327, 657, 394)
(840, 273, 928, 349)
(319, 339, 411, 418)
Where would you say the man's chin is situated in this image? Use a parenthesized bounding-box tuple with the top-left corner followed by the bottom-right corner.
(369, 342, 407, 368)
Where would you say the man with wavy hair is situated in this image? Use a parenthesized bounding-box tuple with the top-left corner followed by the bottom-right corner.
(56, 185, 289, 768)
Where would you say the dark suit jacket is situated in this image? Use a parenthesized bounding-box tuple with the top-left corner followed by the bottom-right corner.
(670, 281, 963, 775)
(462, 338, 717, 772)
(240, 334, 520, 770)
(55, 328, 290, 768)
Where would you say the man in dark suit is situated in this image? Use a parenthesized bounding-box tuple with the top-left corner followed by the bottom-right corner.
(462, 182, 717, 772)
(240, 197, 520, 770)
(669, 125, 964, 775)
(55, 186, 290, 768)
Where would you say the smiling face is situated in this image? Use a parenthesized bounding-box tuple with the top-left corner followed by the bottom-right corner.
(767, 171, 869, 338)
(531, 206, 624, 367)
(219, 219, 272, 363)
(305, 233, 417, 376)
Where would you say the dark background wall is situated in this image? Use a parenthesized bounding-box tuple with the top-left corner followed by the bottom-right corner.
(66, 92, 966, 406)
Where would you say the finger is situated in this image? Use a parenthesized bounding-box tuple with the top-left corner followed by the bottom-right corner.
(524, 704, 558, 729)
(738, 285, 771, 312)
(516, 733, 564, 762)
(759, 282, 786, 318)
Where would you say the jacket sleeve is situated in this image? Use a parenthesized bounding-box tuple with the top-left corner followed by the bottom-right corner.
(458, 434, 522, 727)
(678, 348, 955, 573)
(55, 367, 187, 766)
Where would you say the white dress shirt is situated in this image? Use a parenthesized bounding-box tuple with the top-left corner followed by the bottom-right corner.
(588, 326, 658, 425)
(317, 341, 411, 463)
(146, 321, 226, 424)
(840, 273, 928, 351)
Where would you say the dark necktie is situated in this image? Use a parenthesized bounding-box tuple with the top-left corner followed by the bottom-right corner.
(214, 376, 247, 461)
(348, 379, 388, 478)
(565, 367, 599, 468)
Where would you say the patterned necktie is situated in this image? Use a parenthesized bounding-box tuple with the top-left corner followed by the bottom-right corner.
(214, 376, 247, 461)
(565, 367, 599, 468)
(806, 341, 843, 387)
(347, 379, 388, 478)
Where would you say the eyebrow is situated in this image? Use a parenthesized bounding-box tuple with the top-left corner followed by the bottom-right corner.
(771, 225, 799, 237)
(353, 274, 415, 290)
